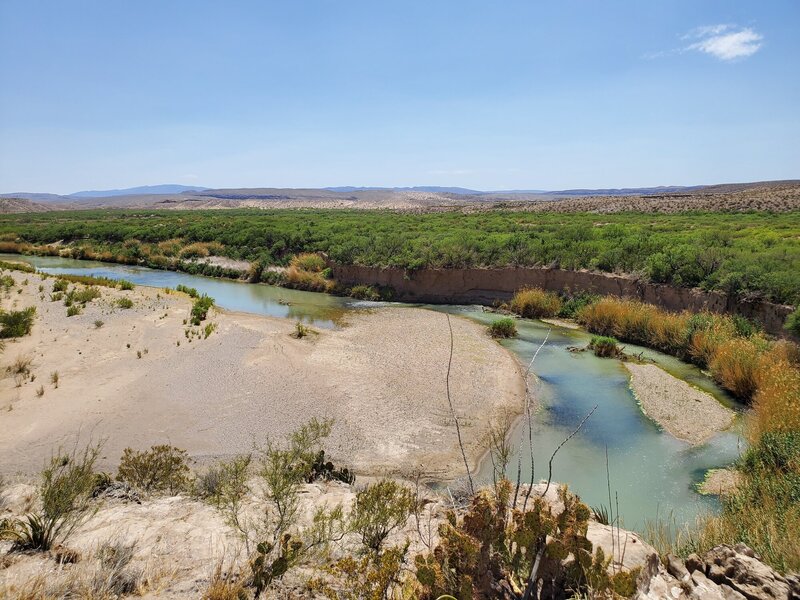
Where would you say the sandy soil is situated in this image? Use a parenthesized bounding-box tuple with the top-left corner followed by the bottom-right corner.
(0, 271, 525, 479)
(624, 363, 735, 445)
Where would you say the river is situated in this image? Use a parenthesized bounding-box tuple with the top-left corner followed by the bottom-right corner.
(2, 253, 744, 530)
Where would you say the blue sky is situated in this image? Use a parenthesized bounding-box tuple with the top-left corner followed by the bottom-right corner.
(1, 1, 798, 193)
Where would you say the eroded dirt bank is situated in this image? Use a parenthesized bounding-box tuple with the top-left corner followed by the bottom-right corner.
(331, 264, 794, 337)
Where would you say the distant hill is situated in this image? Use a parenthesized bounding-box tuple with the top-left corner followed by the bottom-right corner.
(69, 184, 208, 198)
(324, 186, 482, 195)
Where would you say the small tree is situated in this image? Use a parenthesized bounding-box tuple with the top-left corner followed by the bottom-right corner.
(350, 480, 415, 555)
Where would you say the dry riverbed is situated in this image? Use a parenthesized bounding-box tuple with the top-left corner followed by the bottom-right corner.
(0, 271, 525, 479)
(624, 363, 736, 445)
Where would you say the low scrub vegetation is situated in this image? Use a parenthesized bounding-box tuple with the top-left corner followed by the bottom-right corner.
(53, 273, 131, 290)
(488, 317, 517, 338)
(0, 306, 35, 338)
(348, 284, 381, 301)
(2, 208, 797, 303)
(116, 445, 192, 495)
(508, 287, 563, 318)
(0, 443, 100, 551)
(116, 297, 134, 309)
(588, 335, 622, 358)
(0, 259, 35, 273)
(190, 295, 214, 325)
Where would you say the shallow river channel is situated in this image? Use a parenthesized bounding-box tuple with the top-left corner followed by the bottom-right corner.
(4, 254, 745, 530)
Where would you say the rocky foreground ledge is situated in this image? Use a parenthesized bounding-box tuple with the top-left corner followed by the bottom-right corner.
(636, 545, 800, 600)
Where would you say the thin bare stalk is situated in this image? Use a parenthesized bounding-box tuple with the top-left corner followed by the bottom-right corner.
(445, 313, 474, 496)
(541, 404, 598, 498)
(514, 328, 550, 510)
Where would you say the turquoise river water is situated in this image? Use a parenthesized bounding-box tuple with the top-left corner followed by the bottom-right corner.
(2, 254, 744, 531)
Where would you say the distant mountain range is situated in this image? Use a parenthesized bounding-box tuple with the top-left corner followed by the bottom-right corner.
(69, 184, 208, 198)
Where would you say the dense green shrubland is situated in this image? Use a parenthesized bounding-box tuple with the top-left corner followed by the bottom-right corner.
(0, 208, 797, 304)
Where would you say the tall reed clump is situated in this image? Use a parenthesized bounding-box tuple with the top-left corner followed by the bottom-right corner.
(508, 287, 562, 318)
(285, 253, 334, 293)
(589, 297, 800, 571)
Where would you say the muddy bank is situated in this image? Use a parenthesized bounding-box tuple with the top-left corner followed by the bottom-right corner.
(330, 264, 794, 337)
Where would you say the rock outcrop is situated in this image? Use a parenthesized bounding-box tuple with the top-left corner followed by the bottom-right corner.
(636, 544, 800, 600)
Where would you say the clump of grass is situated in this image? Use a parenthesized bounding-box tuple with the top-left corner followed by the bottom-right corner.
(136, 350, 142, 359)
(54, 273, 122, 289)
(349, 284, 381, 301)
(50, 371, 59, 388)
(116, 297, 134, 309)
(7, 354, 34, 386)
(66, 305, 82, 317)
(66, 286, 101, 305)
(94, 319, 104, 329)
(52, 279, 69, 293)
(0, 306, 36, 338)
(118, 279, 135, 290)
(708, 337, 768, 400)
(35, 385, 44, 397)
(0, 274, 14, 290)
(508, 287, 562, 318)
(488, 317, 517, 338)
(203, 322, 217, 339)
(284, 266, 334, 293)
(290, 252, 326, 273)
(588, 335, 623, 358)
(292, 321, 314, 339)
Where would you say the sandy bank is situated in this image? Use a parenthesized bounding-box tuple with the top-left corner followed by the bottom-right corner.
(624, 363, 735, 445)
(0, 271, 525, 478)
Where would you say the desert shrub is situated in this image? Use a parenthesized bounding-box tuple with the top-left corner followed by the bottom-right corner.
(350, 480, 415, 554)
(176, 284, 199, 298)
(290, 252, 326, 273)
(116, 445, 192, 495)
(66, 286, 101, 304)
(292, 321, 313, 338)
(558, 292, 599, 319)
(0, 306, 35, 338)
(118, 279, 135, 290)
(191, 295, 214, 325)
(66, 305, 81, 317)
(488, 317, 517, 338)
(50, 291, 64, 302)
(415, 479, 622, 600)
(508, 287, 562, 318)
(709, 337, 768, 399)
(1, 443, 101, 551)
(94, 319, 104, 328)
(52, 278, 69, 293)
(785, 309, 800, 337)
(589, 335, 622, 358)
(116, 297, 134, 309)
(349, 284, 380, 301)
(179, 242, 211, 259)
(0, 274, 13, 290)
(307, 450, 355, 485)
(308, 543, 411, 599)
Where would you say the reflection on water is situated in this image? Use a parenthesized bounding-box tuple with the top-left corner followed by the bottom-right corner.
(3, 253, 744, 530)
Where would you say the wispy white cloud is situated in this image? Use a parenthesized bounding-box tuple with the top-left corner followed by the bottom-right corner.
(646, 24, 763, 62)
